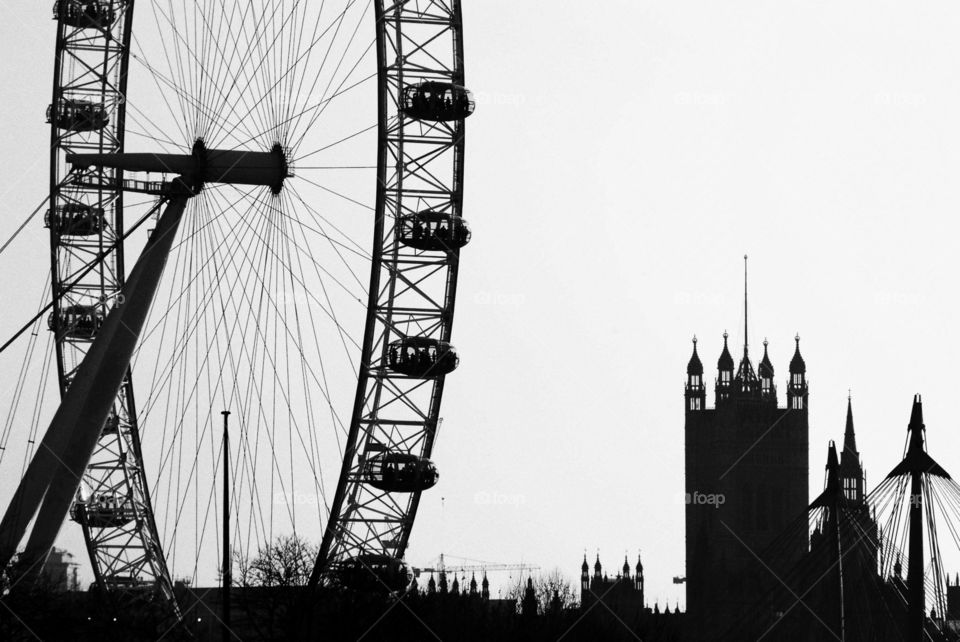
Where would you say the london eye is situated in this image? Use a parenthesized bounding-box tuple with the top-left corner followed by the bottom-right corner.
(0, 0, 474, 618)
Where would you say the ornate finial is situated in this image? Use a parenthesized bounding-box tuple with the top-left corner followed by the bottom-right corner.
(795, 333, 800, 343)
(692, 335, 697, 345)
(763, 338, 768, 348)
(723, 330, 729, 341)
(848, 388, 851, 401)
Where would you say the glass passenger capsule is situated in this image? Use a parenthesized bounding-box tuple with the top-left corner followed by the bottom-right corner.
(365, 452, 439, 493)
(401, 82, 475, 122)
(45, 203, 106, 237)
(387, 337, 459, 378)
(49, 304, 105, 340)
(338, 555, 412, 594)
(53, 1, 117, 28)
(47, 99, 109, 132)
(70, 493, 136, 529)
(398, 210, 471, 251)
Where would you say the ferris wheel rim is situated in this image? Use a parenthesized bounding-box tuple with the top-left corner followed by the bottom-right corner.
(38, 0, 471, 613)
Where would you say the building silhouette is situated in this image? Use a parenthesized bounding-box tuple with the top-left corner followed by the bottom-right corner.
(39, 547, 79, 591)
(580, 553, 645, 615)
(684, 328, 809, 634)
(579, 552, 685, 640)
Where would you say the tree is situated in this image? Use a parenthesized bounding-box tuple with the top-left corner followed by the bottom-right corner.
(234, 534, 318, 640)
(535, 568, 578, 612)
(505, 568, 578, 615)
(235, 533, 317, 589)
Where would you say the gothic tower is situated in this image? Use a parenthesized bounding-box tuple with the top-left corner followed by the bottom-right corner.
(841, 395, 865, 504)
(635, 552, 644, 602)
(581, 554, 589, 592)
(684, 260, 809, 634)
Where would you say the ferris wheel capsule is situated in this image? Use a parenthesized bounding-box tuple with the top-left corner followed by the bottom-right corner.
(399, 210, 471, 252)
(338, 555, 412, 594)
(48, 304, 105, 340)
(53, 1, 117, 29)
(47, 98, 109, 132)
(401, 82, 475, 122)
(69, 493, 137, 529)
(387, 337, 459, 378)
(45, 203, 106, 237)
(364, 452, 439, 493)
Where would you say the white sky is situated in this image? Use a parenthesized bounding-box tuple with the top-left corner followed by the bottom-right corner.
(4, 1, 960, 608)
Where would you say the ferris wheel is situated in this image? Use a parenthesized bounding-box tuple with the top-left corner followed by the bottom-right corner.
(0, 0, 473, 616)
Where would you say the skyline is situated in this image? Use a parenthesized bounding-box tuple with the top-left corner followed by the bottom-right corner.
(3, 1, 960, 612)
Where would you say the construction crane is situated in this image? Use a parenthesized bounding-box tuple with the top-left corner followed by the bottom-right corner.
(411, 553, 539, 578)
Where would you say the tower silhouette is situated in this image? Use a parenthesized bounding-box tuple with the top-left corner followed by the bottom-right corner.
(684, 268, 809, 634)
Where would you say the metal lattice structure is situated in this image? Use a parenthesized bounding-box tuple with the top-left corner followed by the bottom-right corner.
(47, 0, 176, 606)
(315, 0, 470, 578)
(0, 0, 473, 619)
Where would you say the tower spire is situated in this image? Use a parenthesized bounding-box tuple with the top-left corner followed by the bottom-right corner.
(743, 254, 749, 358)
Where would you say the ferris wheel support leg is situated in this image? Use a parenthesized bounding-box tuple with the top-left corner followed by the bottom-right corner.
(0, 194, 190, 583)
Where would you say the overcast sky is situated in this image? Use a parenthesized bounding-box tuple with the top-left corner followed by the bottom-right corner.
(4, 1, 960, 607)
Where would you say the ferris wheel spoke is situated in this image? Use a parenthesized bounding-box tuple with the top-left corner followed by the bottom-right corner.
(147, 2, 196, 140)
(210, 193, 363, 419)
(192, 0, 243, 138)
(199, 0, 304, 147)
(282, 188, 371, 260)
(274, 0, 367, 142)
(284, 3, 375, 151)
(296, 173, 375, 213)
(128, 45, 246, 149)
(150, 1, 268, 144)
(293, 120, 379, 164)
(226, 3, 376, 151)
(193, 0, 272, 143)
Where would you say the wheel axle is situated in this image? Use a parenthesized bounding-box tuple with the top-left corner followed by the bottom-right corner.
(67, 140, 291, 194)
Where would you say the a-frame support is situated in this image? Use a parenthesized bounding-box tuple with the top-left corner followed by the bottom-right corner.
(0, 192, 190, 582)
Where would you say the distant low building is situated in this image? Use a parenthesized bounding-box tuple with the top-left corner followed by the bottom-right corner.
(580, 552, 645, 617)
(40, 547, 79, 591)
(579, 551, 684, 640)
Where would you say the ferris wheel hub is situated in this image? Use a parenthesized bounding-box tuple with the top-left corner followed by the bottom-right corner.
(66, 140, 291, 195)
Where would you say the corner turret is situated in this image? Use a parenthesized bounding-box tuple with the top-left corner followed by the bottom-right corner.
(787, 334, 808, 411)
(686, 337, 706, 412)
